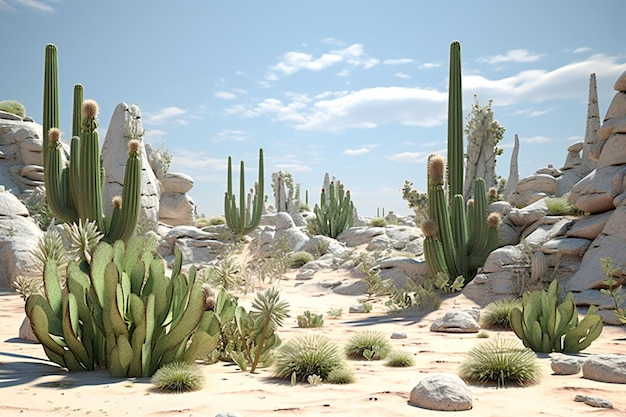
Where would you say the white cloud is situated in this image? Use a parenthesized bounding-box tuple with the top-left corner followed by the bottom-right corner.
(395, 72, 411, 79)
(521, 135, 552, 144)
(573, 47, 591, 54)
(385, 152, 430, 163)
(273, 163, 312, 173)
(170, 150, 226, 171)
(143, 129, 168, 141)
(3, 0, 57, 12)
(266, 43, 379, 80)
(343, 148, 370, 156)
(419, 62, 440, 69)
(212, 129, 247, 142)
(384, 58, 414, 65)
(480, 49, 544, 64)
(144, 106, 187, 124)
(215, 91, 237, 100)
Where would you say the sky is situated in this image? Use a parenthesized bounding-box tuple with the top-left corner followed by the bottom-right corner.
(1, 1, 625, 219)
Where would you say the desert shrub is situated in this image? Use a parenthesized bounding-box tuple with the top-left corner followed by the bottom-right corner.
(288, 251, 314, 268)
(385, 350, 415, 367)
(344, 330, 392, 361)
(326, 365, 355, 384)
(20, 186, 53, 230)
(368, 217, 388, 227)
(0, 99, 26, 118)
(481, 298, 522, 329)
(273, 334, 351, 384)
(545, 193, 585, 216)
(296, 311, 324, 328)
(195, 216, 226, 228)
(459, 338, 541, 388)
(326, 307, 343, 319)
(151, 362, 205, 392)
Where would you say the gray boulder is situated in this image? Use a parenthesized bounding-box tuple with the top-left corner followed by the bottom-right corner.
(582, 354, 626, 384)
(409, 373, 473, 411)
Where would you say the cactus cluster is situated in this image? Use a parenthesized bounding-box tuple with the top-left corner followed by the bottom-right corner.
(421, 41, 500, 285)
(509, 280, 603, 353)
(224, 149, 264, 237)
(312, 178, 354, 239)
(25, 236, 216, 377)
(42, 44, 140, 243)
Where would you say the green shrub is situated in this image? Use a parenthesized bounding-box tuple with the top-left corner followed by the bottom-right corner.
(195, 216, 226, 228)
(326, 365, 356, 384)
(151, 362, 205, 392)
(459, 338, 541, 388)
(0, 100, 26, 118)
(288, 251, 314, 268)
(296, 311, 324, 328)
(344, 330, 392, 361)
(273, 334, 351, 384)
(385, 350, 415, 367)
(545, 194, 585, 216)
(481, 298, 522, 329)
(368, 217, 388, 227)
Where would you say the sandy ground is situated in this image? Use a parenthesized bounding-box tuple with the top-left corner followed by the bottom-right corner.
(1, 267, 626, 417)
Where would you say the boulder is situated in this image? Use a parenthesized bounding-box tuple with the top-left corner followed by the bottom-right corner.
(408, 374, 473, 411)
(430, 310, 480, 333)
(582, 354, 626, 384)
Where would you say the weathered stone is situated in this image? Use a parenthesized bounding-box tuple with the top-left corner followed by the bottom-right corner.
(482, 245, 525, 274)
(390, 332, 407, 339)
(377, 257, 429, 286)
(571, 165, 626, 214)
(551, 355, 582, 375)
(597, 133, 626, 169)
(604, 91, 626, 121)
(19, 316, 38, 343)
(430, 310, 480, 333)
(0, 117, 45, 196)
(540, 237, 591, 257)
(522, 216, 571, 248)
(159, 192, 195, 226)
(160, 171, 194, 194)
(574, 395, 613, 409)
(506, 199, 548, 227)
(614, 70, 626, 92)
(582, 354, 626, 384)
(565, 211, 611, 240)
(337, 227, 385, 247)
(409, 374, 473, 411)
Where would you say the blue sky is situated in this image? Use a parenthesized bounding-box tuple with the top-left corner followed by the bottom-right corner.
(2, 1, 625, 218)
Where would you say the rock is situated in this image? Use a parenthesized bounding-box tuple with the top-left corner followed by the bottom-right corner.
(570, 165, 625, 214)
(509, 174, 558, 208)
(377, 257, 430, 286)
(565, 211, 611, 240)
(0, 116, 45, 196)
(408, 373, 473, 411)
(18, 316, 38, 343)
(0, 189, 44, 290)
(574, 395, 613, 408)
(463, 272, 521, 307)
(337, 227, 385, 247)
(551, 355, 582, 375)
(102, 103, 160, 229)
(582, 354, 626, 384)
(295, 269, 315, 280)
(260, 212, 295, 230)
(159, 192, 195, 226)
(540, 237, 591, 257)
(522, 216, 571, 248)
(349, 304, 366, 313)
(506, 198, 548, 228)
(160, 172, 194, 194)
(390, 332, 407, 339)
(430, 310, 480, 333)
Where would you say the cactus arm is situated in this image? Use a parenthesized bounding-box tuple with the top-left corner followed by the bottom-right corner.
(562, 306, 603, 353)
(224, 149, 264, 236)
(42, 44, 59, 168)
(447, 40, 463, 199)
(79, 105, 105, 233)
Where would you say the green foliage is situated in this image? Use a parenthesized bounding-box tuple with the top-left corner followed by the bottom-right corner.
(385, 350, 416, 367)
(401, 180, 428, 223)
(599, 257, 626, 324)
(476, 331, 490, 338)
(326, 307, 343, 319)
(42, 44, 141, 243)
(11, 275, 41, 301)
(344, 330, 392, 361)
(296, 311, 324, 328)
(288, 251, 315, 268)
(25, 237, 216, 377)
(326, 365, 356, 384)
(368, 217, 388, 227)
(509, 280, 603, 353)
(311, 180, 354, 238)
(20, 186, 54, 230)
(459, 337, 541, 388)
(481, 298, 522, 329)
(151, 362, 205, 392)
(195, 215, 226, 228)
(224, 149, 264, 237)
(385, 274, 462, 312)
(545, 193, 586, 216)
(0, 99, 26, 118)
(273, 334, 352, 384)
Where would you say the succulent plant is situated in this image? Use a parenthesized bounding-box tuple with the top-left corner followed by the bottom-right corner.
(224, 149, 264, 237)
(311, 178, 354, 239)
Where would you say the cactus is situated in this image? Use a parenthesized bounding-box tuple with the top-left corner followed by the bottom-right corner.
(42, 44, 141, 243)
(420, 41, 500, 286)
(312, 179, 354, 239)
(224, 149, 264, 237)
(25, 236, 217, 377)
(509, 280, 603, 353)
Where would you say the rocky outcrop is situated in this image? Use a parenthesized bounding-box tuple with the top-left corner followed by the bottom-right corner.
(409, 374, 473, 411)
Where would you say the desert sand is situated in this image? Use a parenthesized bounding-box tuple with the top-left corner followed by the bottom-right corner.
(1, 266, 626, 417)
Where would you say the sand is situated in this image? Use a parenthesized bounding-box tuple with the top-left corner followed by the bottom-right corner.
(1, 267, 626, 417)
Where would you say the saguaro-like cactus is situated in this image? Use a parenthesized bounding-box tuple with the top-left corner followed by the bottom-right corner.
(42, 44, 141, 243)
(224, 148, 264, 237)
(25, 236, 216, 376)
(312, 179, 354, 239)
(421, 42, 501, 285)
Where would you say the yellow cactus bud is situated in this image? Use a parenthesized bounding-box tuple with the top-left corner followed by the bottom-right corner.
(48, 127, 61, 142)
(81, 99, 99, 119)
(428, 155, 445, 186)
(487, 212, 502, 228)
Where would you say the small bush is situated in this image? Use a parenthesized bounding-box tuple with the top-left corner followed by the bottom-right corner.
(297, 311, 324, 328)
(545, 194, 585, 216)
(481, 298, 522, 329)
(326, 307, 343, 319)
(0, 100, 26, 118)
(288, 251, 314, 268)
(273, 334, 351, 384)
(385, 350, 415, 367)
(326, 365, 356, 384)
(195, 216, 226, 228)
(344, 330, 392, 361)
(151, 362, 205, 392)
(459, 338, 541, 388)
(368, 217, 388, 227)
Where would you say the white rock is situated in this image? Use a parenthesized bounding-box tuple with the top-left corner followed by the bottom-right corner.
(409, 374, 473, 411)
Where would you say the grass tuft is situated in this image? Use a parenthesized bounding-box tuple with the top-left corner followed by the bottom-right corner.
(384, 350, 416, 367)
(151, 362, 205, 392)
(481, 298, 522, 329)
(344, 330, 392, 361)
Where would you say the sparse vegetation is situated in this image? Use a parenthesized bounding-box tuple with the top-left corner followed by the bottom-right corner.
(0, 99, 26, 118)
(545, 193, 586, 216)
(481, 298, 522, 329)
(385, 350, 416, 367)
(326, 307, 343, 319)
(288, 251, 314, 268)
(344, 330, 392, 361)
(599, 257, 626, 324)
(296, 311, 324, 328)
(459, 337, 541, 388)
(195, 215, 226, 228)
(368, 217, 388, 227)
(151, 362, 205, 392)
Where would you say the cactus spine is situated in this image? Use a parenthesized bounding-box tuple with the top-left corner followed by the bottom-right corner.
(224, 148, 264, 237)
(509, 280, 603, 353)
(312, 179, 354, 239)
(421, 41, 500, 285)
(42, 44, 141, 243)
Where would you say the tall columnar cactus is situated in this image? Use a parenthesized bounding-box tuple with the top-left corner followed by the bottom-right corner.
(42, 44, 141, 243)
(312, 180, 354, 239)
(25, 236, 217, 377)
(224, 148, 264, 237)
(420, 41, 501, 286)
(509, 280, 603, 353)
